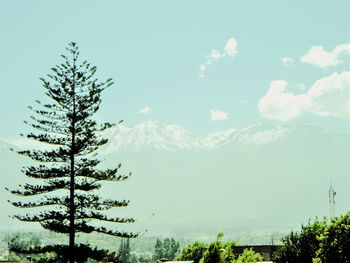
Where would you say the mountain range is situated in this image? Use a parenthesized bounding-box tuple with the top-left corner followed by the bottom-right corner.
(1, 120, 349, 240)
(100, 120, 309, 153)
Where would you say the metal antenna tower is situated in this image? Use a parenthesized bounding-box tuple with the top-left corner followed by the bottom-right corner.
(329, 182, 336, 218)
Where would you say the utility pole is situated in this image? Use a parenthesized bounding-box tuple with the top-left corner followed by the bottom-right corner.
(329, 182, 336, 218)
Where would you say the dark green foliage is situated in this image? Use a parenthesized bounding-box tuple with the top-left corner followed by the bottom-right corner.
(200, 233, 241, 263)
(201, 241, 222, 263)
(176, 241, 207, 263)
(7, 42, 137, 262)
(177, 233, 244, 263)
(273, 218, 327, 263)
(12, 243, 120, 263)
(153, 238, 180, 261)
(273, 212, 350, 263)
(273, 231, 303, 263)
(200, 238, 242, 263)
(221, 241, 236, 263)
(317, 211, 350, 263)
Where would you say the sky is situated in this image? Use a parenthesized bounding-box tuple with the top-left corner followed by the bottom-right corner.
(0, 0, 349, 137)
(0, 0, 349, 238)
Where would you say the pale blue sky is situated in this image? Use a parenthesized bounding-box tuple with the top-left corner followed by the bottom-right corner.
(1, 0, 349, 138)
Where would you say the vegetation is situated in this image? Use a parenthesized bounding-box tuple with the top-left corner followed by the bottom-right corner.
(235, 248, 263, 263)
(176, 233, 262, 263)
(6, 42, 137, 262)
(317, 212, 350, 262)
(176, 240, 207, 263)
(2, 233, 189, 263)
(7, 233, 40, 261)
(4, 212, 349, 263)
(201, 240, 222, 263)
(153, 237, 180, 261)
(273, 211, 350, 263)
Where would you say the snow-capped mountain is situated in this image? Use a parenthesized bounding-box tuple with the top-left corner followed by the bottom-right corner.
(2, 120, 335, 154)
(100, 120, 326, 153)
(1, 122, 349, 236)
(102, 120, 203, 153)
(217, 122, 291, 147)
(203, 128, 236, 148)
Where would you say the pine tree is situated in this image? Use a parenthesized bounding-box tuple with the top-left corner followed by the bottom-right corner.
(6, 42, 137, 262)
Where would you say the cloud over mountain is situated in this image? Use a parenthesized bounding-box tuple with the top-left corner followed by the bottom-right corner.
(258, 71, 350, 121)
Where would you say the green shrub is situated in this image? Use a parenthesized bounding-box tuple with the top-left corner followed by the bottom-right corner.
(317, 211, 350, 262)
(236, 248, 263, 263)
(273, 212, 350, 263)
(176, 241, 207, 263)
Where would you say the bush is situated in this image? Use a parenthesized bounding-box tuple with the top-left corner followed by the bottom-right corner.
(273, 218, 327, 263)
(176, 241, 207, 263)
(273, 212, 350, 263)
(221, 242, 235, 263)
(317, 211, 350, 262)
(236, 248, 263, 263)
(177, 233, 264, 263)
(201, 241, 222, 263)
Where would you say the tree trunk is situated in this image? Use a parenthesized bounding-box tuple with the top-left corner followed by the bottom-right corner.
(69, 63, 77, 263)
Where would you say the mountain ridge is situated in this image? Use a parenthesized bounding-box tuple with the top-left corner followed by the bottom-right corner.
(101, 120, 338, 153)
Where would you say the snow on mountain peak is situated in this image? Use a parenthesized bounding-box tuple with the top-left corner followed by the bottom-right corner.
(102, 120, 203, 153)
(233, 122, 291, 145)
(101, 120, 297, 153)
(203, 128, 237, 148)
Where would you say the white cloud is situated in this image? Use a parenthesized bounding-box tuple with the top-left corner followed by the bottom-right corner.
(281, 57, 295, 68)
(301, 44, 350, 68)
(258, 80, 308, 121)
(224, 38, 238, 57)
(210, 109, 228, 121)
(307, 71, 350, 119)
(267, 80, 288, 95)
(138, 106, 152, 114)
(258, 71, 350, 121)
(199, 38, 238, 78)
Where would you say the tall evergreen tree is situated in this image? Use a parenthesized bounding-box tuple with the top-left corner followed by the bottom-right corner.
(6, 42, 137, 262)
